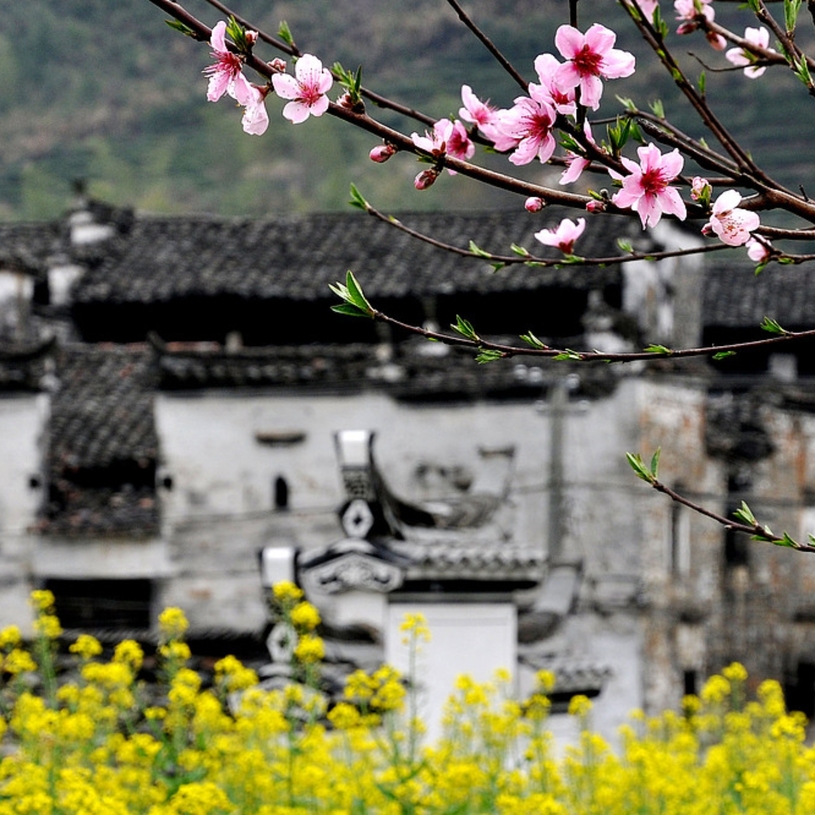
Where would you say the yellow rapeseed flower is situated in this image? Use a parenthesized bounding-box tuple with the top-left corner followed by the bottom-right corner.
(294, 633, 325, 664)
(29, 589, 56, 612)
(273, 580, 304, 604)
(4, 648, 37, 675)
(33, 614, 63, 640)
(157, 607, 189, 639)
(289, 601, 321, 632)
(69, 634, 103, 660)
(113, 639, 144, 671)
(399, 612, 431, 644)
(0, 624, 22, 650)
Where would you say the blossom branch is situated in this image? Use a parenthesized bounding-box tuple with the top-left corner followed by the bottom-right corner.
(620, 2, 771, 182)
(627, 454, 815, 553)
(353, 192, 732, 267)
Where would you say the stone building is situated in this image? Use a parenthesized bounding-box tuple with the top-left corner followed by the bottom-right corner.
(1, 197, 815, 736)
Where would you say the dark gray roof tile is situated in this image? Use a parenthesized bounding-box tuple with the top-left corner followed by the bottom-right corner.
(74, 210, 641, 306)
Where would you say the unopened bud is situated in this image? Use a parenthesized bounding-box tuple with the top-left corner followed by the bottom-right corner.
(245, 30, 259, 46)
(269, 58, 287, 73)
(370, 143, 397, 163)
(690, 176, 711, 204)
(524, 197, 544, 213)
(585, 199, 606, 213)
(414, 168, 440, 191)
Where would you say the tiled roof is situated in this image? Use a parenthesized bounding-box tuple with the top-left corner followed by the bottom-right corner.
(0, 339, 53, 391)
(0, 220, 65, 276)
(704, 260, 815, 329)
(40, 344, 159, 537)
(73, 210, 638, 306)
(156, 341, 619, 400)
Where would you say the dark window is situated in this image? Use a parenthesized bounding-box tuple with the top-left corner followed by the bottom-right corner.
(786, 662, 815, 719)
(274, 476, 289, 511)
(44, 578, 153, 630)
(683, 669, 698, 697)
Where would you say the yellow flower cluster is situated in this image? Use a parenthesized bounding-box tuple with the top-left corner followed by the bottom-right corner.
(3, 590, 815, 814)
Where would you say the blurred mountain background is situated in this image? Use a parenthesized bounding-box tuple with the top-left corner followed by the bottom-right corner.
(2, 0, 812, 220)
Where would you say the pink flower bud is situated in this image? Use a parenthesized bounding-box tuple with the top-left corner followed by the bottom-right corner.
(269, 58, 287, 73)
(245, 30, 259, 46)
(746, 238, 771, 263)
(586, 199, 606, 213)
(690, 176, 712, 202)
(369, 144, 397, 163)
(525, 197, 544, 213)
(414, 168, 440, 191)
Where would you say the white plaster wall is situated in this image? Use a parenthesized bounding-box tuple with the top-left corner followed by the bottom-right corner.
(0, 394, 42, 541)
(0, 393, 44, 631)
(155, 382, 647, 571)
(385, 601, 517, 742)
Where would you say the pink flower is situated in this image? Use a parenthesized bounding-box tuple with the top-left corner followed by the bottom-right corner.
(634, 0, 659, 16)
(204, 21, 254, 105)
(703, 190, 760, 246)
(241, 86, 270, 135)
(492, 96, 557, 165)
(612, 143, 687, 228)
(525, 197, 545, 212)
(459, 85, 497, 129)
(553, 24, 635, 110)
(411, 119, 474, 175)
(746, 237, 771, 263)
(674, 0, 725, 47)
(534, 217, 586, 254)
(726, 27, 775, 78)
(271, 54, 333, 123)
(532, 54, 576, 116)
(559, 122, 597, 186)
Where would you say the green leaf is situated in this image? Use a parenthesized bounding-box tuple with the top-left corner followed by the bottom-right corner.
(644, 344, 673, 355)
(468, 241, 492, 259)
(776, 532, 799, 549)
(615, 96, 637, 113)
(475, 349, 505, 363)
(329, 271, 373, 317)
(626, 452, 655, 484)
(451, 315, 479, 341)
(649, 447, 661, 479)
(510, 243, 530, 257)
(345, 270, 372, 313)
(733, 501, 757, 526)
(520, 332, 548, 350)
(348, 184, 369, 211)
(760, 316, 787, 335)
(616, 238, 633, 253)
(278, 20, 294, 46)
(649, 99, 665, 119)
(697, 71, 706, 97)
(553, 350, 582, 361)
(712, 351, 736, 361)
(330, 303, 371, 318)
(785, 0, 802, 33)
(165, 19, 196, 37)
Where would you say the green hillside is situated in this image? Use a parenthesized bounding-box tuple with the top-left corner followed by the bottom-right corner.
(2, 0, 813, 220)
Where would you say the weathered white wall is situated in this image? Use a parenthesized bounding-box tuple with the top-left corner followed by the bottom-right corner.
(0, 393, 45, 630)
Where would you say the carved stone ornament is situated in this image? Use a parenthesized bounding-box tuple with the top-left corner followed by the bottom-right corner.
(300, 551, 405, 595)
(341, 498, 375, 539)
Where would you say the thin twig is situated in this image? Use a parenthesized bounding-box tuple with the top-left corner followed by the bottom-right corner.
(443, 0, 529, 92)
